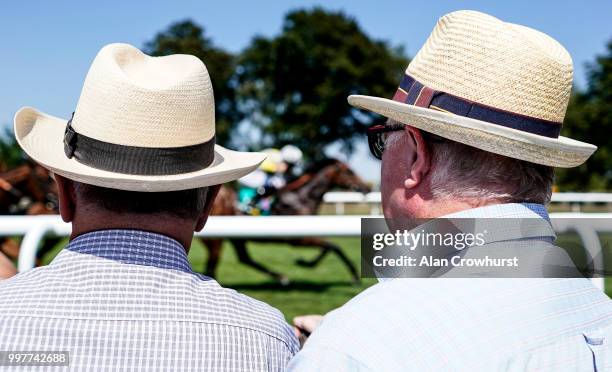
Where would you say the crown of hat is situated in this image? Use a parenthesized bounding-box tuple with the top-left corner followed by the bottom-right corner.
(70, 43, 215, 148)
(406, 10, 573, 123)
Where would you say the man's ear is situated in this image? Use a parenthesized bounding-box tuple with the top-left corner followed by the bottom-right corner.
(195, 184, 221, 232)
(404, 126, 431, 190)
(55, 174, 76, 223)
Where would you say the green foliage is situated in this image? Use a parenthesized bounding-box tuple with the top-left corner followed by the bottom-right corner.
(236, 8, 408, 157)
(557, 40, 612, 191)
(144, 20, 239, 146)
(143, 10, 407, 157)
(0, 128, 24, 171)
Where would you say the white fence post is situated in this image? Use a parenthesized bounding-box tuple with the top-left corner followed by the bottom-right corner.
(574, 224, 605, 291)
(17, 223, 52, 273)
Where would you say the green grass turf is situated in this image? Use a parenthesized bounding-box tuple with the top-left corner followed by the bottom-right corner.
(188, 237, 376, 321)
(38, 233, 612, 322)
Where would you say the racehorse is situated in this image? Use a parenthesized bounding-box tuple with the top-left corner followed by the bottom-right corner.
(0, 161, 59, 273)
(201, 158, 371, 284)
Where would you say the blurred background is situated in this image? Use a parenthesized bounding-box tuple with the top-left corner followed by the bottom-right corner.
(1, 1, 612, 320)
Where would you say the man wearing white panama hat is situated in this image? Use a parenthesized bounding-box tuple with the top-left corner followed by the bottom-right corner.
(0, 43, 298, 370)
(290, 10, 612, 371)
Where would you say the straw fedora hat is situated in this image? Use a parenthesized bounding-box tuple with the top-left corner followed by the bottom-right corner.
(348, 10, 596, 167)
(14, 43, 265, 192)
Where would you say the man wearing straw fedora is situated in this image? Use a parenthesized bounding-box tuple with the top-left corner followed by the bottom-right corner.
(290, 10, 612, 371)
(0, 43, 298, 370)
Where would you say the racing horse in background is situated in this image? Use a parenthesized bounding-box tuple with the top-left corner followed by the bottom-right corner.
(0, 161, 59, 276)
(201, 158, 371, 284)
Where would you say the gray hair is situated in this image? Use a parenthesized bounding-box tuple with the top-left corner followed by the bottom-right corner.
(386, 130, 554, 204)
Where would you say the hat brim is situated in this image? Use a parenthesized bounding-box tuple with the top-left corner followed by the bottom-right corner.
(14, 107, 266, 192)
(348, 95, 596, 168)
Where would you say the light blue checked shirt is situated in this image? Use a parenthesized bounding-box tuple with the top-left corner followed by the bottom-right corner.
(0, 229, 299, 371)
(289, 203, 612, 371)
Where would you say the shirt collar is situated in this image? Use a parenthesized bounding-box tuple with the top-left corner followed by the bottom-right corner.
(444, 202, 550, 221)
(65, 229, 193, 273)
(443, 202, 555, 244)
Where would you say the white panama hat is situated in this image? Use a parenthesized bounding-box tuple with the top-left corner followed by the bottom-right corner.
(14, 43, 265, 192)
(349, 10, 596, 167)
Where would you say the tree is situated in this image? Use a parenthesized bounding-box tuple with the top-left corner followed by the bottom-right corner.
(236, 8, 408, 158)
(557, 40, 612, 191)
(144, 20, 239, 146)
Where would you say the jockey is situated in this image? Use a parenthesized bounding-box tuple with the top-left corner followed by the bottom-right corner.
(236, 168, 267, 214)
(261, 148, 287, 191)
(237, 148, 283, 215)
(236, 146, 304, 215)
(280, 145, 303, 184)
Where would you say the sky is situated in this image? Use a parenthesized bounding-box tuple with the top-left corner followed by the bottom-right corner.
(1, 1, 611, 184)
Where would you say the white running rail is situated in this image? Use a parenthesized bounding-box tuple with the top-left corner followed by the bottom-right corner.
(323, 192, 612, 214)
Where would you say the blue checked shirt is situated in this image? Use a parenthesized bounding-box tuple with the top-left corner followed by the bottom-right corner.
(0, 230, 299, 371)
(289, 204, 612, 371)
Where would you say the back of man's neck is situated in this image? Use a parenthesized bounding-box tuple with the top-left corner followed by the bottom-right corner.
(70, 211, 195, 251)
